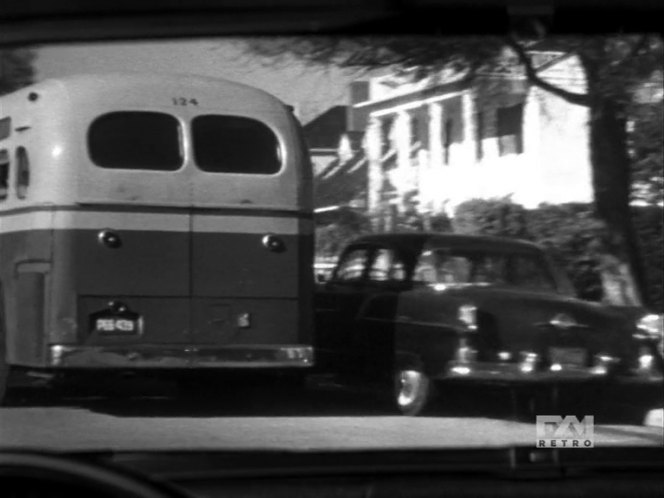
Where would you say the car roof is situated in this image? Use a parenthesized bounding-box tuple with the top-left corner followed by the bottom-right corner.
(347, 232, 542, 255)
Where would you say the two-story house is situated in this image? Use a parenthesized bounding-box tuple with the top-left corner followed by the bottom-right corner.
(310, 46, 596, 228)
(358, 48, 593, 222)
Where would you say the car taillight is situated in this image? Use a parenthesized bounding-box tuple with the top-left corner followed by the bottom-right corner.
(458, 304, 477, 332)
(591, 354, 619, 375)
(454, 304, 478, 366)
(455, 344, 477, 364)
(519, 352, 539, 373)
(636, 314, 664, 354)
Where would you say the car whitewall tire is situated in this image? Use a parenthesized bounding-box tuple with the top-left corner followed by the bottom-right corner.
(394, 368, 434, 416)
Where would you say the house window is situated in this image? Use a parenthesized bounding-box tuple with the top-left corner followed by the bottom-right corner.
(475, 111, 485, 161)
(443, 119, 454, 165)
(497, 104, 524, 156)
(0, 149, 9, 201)
(410, 115, 421, 148)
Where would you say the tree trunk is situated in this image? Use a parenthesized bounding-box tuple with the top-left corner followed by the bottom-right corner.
(587, 95, 647, 306)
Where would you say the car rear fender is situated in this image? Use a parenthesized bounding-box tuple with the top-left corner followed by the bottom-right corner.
(394, 351, 426, 373)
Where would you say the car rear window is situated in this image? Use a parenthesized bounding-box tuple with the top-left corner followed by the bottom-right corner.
(88, 111, 183, 170)
(192, 115, 281, 174)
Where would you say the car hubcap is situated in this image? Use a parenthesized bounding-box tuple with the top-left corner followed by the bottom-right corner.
(397, 370, 423, 407)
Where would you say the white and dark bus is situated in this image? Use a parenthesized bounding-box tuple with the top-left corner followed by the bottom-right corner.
(0, 73, 314, 401)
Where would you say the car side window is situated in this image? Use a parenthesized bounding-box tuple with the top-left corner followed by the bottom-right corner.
(333, 247, 371, 282)
(509, 255, 557, 292)
(413, 250, 439, 284)
(439, 256, 472, 284)
(414, 249, 471, 284)
(470, 255, 506, 284)
(367, 248, 407, 282)
(414, 249, 506, 285)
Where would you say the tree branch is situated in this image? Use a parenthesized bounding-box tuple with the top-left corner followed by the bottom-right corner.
(506, 36, 591, 107)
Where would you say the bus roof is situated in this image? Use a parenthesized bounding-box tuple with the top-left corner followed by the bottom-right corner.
(1, 73, 291, 114)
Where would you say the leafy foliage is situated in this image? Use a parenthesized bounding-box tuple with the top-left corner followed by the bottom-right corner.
(452, 197, 529, 239)
(452, 198, 663, 310)
(632, 205, 664, 310)
(629, 101, 663, 206)
(526, 204, 609, 303)
(0, 49, 36, 95)
(315, 208, 372, 258)
(242, 36, 503, 75)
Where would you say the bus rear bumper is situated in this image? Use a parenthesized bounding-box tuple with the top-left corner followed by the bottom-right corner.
(47, 344, 314, 369)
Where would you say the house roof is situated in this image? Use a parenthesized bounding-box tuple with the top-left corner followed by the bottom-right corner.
(303, 105, 348, 149)
(353, 78, 470, 114)
(314, 150, 367, 209)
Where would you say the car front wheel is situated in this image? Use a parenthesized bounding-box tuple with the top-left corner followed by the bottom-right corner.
(394, 368, 435, 416)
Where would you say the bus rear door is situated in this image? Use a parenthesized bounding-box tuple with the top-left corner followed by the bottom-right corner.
(188, 112, 311, 351)
(71, 110, 193, 350)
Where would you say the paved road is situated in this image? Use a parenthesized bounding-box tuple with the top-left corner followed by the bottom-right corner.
(1, 377, 662, 451)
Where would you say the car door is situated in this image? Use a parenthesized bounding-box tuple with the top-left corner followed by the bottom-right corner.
(353, 247, 411, 379)
(315, 245, 374, 370)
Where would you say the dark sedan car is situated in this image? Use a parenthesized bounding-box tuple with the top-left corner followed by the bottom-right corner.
(315, 233, 664, 415)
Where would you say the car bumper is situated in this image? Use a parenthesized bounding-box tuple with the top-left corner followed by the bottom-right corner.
(47, 344, 314, 369)
(441, 360, 663, 384)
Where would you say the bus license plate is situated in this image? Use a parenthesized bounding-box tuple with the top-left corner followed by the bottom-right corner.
(93, 315, 141, 335)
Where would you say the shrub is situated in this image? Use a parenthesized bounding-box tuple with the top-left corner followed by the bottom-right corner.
(452, 197, 529, 239)
(632, 205, 664, 311)
(526, 203, 609, 302)
(315, 208, 371, 258)
(452, 198, 663, 310)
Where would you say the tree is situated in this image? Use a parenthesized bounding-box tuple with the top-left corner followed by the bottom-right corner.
(629, 97, 663, 207)
(243, 34, 663, 306)
(508, 36, 661, 306)
(315, 208, 371, 258)
(0, 49, 36, 95)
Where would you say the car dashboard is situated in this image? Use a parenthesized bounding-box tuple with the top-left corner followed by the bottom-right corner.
(2, 447, 664, 498)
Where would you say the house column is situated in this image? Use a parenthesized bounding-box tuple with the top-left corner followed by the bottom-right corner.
(523, 88, 540, 163)
(428, 102, 443, 170)
(521, 87, 543, 207)
(365, 115, 383, 214)
(394, 111, 412, 172)
(422, 102, 443, 212)
(393, 111, 412, 211)
(462, 89, 476, 166)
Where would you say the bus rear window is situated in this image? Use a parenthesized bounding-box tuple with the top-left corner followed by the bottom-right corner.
(192, 115, 281, 174)
(0, 118, 10, 141)
(88, 112, 182, 170)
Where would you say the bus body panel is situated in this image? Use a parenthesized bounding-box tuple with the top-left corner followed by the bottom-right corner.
(60, 221, 190, 297)
(0, 229, 53, 366)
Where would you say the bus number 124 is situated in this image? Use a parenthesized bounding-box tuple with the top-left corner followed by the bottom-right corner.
(172, 97, 199, 106)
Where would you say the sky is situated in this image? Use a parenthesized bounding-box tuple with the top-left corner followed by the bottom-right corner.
(35, 38, 359, 123)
